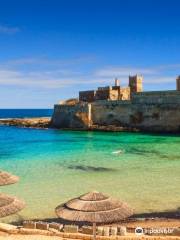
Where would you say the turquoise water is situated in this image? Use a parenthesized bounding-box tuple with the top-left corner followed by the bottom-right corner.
(0, 110, 180, 222)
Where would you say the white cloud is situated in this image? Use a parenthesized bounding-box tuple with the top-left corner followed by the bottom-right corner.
(0, 69, 174, 90)
(4, 56, 95, 67)
(95, 67, 157, 78)
(145, 76, 176, 84)
(0, 69, 107, 89)
(0, 25, 20, 34)
(0, 69, 71, 88)
(94, 64, 180, 85)
(155, 63, 180, 71)
(0, 58, 179, 91)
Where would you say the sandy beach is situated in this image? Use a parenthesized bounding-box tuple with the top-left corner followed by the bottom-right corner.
(0, 232, 179, 240)
(0, 218, 179, 240)
(0, 236, 179, 240)
(0, 235, 61, 240)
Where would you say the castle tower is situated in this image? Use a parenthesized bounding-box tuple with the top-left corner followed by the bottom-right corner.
(115, 78, 120, 86)
(129, 75, 143, 93)
(176, 76, 180, 91)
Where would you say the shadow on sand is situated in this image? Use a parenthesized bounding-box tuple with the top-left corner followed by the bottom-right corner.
(132, 207, 180, 219)
(10, 207, 180, 226)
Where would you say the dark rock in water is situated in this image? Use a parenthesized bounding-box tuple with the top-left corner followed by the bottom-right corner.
(67, 165, 116, 172)
(128, 147, 180, 160)
(127, 147, 160, 155)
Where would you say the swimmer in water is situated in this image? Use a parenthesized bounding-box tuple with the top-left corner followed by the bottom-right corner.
(112, 149, 124, 154)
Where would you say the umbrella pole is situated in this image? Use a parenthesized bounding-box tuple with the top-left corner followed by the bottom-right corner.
(93, 222, 96, 240)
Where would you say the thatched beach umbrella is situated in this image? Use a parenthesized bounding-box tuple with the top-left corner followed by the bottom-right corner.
(0, 170, 25, 218)
(0, 170, 19, 186)
(55, 191, 133, 239)
(0, 193, 25, 218)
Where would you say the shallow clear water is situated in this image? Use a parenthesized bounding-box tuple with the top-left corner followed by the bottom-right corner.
(0, 110, 179, 222)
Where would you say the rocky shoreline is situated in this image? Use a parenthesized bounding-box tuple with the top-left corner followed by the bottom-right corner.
(0, 118, 140, 132)
(2, 118, 179, 133)
(0, 117, 141, 132)
(89, 125, 139, 132)
(0, 118, 51, 129)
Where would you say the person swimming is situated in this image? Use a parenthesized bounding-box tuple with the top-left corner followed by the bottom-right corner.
(112, 149, 124, 154)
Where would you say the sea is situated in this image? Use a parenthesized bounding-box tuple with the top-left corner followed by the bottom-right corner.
(0, 109, 179, 223)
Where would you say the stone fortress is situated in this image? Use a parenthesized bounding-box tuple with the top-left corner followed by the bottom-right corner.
(79, 75, 143, 102)
(51, 75, 180, 132)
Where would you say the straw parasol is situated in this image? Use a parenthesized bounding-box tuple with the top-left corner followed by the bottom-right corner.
(0, 193, 25, 218)
(55, 191, 133, 239)
(0, 170, 19, 186)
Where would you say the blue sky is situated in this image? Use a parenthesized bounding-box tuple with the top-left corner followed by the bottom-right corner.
(0, 0, 180, 108)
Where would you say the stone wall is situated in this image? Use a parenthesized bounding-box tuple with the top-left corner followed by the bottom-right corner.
(91, 93, 180, 132)
(129, 75, 143, 93)
(51, 103, 91, 129)
(176, 76, 180, 90)
(120, 87, 130, 100)
(130, 103, 180, 132)
(79, 90, 96, 102)
(132, 90, 180, 104)
(51, 90, 180, 132)
(95, 89, 110, 100)
(79, 86, 130, 102)
(91, 100, 131, 127)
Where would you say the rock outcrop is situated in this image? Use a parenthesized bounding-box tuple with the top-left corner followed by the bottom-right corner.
(0, 118, 51, 129)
